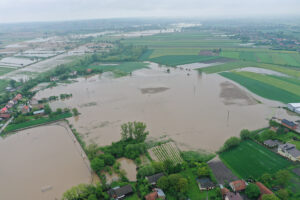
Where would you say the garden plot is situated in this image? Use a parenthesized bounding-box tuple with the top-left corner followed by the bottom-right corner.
(0, 57, 36, 67)
(148, 142, 183, 164)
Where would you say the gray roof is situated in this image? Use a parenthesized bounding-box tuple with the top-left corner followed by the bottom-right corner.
(279, 143, 300, 158)
(226, 192, 243, 200)
(279, 143, 296, 150)
(264, 139, 280, 147)
(108, 185, 133, 198)
(288, 148, 300, 158)
(146, 173, 164, 184)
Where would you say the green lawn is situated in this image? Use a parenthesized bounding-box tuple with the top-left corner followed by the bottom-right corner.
(220, 72, 300, 103)
(86, 62, 148, 76)
(276, 132, 300, 150)
(0, 79, 10, 94)
(125, 194, 139, 200)
(0, 67, 15, 76)
(150, 55, 219, 67)
(4, 112, 73, 133)
(220, 140, 292, 179)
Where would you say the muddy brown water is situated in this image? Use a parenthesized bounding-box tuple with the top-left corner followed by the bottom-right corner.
(35, 62, 298, 152)
(0, 122, 92, 200)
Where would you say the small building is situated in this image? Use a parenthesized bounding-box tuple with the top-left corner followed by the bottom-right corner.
(224, 192, 243, 200)
(14, 94, 22, 101)
(108, 185, 133, 200)
(197, 177, 215, 191)
(281, 119, 297, 130)
(229, 180, 247, 192)
(146, 173, 164, 185)
(0, 107, 8, 114)
(145, 188, 166, 200)
(256, 182, 273, 200)
(0, 113, 11, 119)
(21, 105, 30, 114)
(33, 109, 45, 115)
(264, 139, 281, 148)
(287, 103, 300, 112)
(278, 143, 300, 161)
(86, 68, 92, 73)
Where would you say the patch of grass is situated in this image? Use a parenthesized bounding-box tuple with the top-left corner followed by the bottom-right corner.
(220, 72, 300, 103)
(219, 140, 292, 179)
(199, 60, 251, 74)
(0, 79, 10, 93)
(150, 55, 219, 67)
(125, 193, 139, 200)
(4, 112, 72, 133)
(0, 67, 15, 76)
(87, 62, 148, 76)
(138, 49, 154, 61)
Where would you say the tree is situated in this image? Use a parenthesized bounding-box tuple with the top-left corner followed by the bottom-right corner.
(138, 165, 155, 178)
(177, 178, 188, 193)
(101, 154, 115, 166)
(9, 79, 16, 88)
(152, 161, 165, 173)
(240, 129, 251, 140)
(88, 194, 97, 200)
(277, 189, 289, 200)
(262, 194, 280, 200)
(275, 170, 290, 186)
(245, 183, 261, 199)
(56, 108, 62, 114)
(72, 108, 79, 116)
(157, 176, 169, 190)
(91, 158, 105, 173)
(62, 184, 89, 200)
(14, 115, 27, 124)
(261, 173, 273, 186)
(221, 137, 241, 152)
(197, 165, 210, 177)
(121, 121, 149, 142)
(44, 104, 52, 114)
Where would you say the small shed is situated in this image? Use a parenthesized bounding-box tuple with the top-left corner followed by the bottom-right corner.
(108, 185, 133, 200)
(197, 177, 215, 190)
(263, 139, 281, 148)
(146, 173, 164, 185)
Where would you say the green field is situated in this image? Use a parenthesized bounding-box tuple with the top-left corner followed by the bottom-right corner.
(221, 49, 300, 67)
(4, 112, 73, 133)
(0, 67, 15, 76)
(149, 142, 183, 164)
(86, 62, 148, 76)
(150, 55, 219, 66)
(220, 140, 291, 179)
(220, 72, 300, 103)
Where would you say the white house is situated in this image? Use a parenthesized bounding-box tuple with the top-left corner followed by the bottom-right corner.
(278, 143, 300, 161)
(287, 103, 300, 113)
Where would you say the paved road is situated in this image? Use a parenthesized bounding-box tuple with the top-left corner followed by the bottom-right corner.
(0, 117, 14, 134)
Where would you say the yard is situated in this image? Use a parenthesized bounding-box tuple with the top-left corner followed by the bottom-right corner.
(220, 140, 292, 179)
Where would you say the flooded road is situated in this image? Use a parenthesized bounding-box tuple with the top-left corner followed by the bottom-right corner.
(35, 62, 297, 151)
(0, 122, 92, 200)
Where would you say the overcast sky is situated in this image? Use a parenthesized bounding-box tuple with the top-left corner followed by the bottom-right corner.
(0, 0, 299, 23)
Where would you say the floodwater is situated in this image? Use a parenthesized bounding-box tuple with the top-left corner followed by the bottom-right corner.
(34, 62, 298, 152)
(237, 67, 288, 77)
(0, 122, 92, 200)
(117, 158, 137, 182)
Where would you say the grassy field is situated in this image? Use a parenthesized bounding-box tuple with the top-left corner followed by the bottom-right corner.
(148, 142, 183, 164)
(4, 112, 72, 133)
(86, 62, 148, 76)
(220, 72, 300, 103)
(0, 79, 10, 94)
(150, 55, 219, 66)
(220, 140, 291, 179)
(220, 49, 300, 67)
(0, 67, 15, 76)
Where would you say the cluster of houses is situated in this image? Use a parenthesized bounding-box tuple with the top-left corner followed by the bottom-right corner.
(0, 94, 22, 120)
(263, 119, 300, 162)
(107, 173, 166, 200)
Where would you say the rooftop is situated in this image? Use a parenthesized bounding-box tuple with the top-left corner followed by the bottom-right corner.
(108, 185, 133, 198)
(225, 192, 243, 200)
(197, 177, 215, 188)
(230, 180, 247, 192)
(282, 119, 297, 127)
(288, 103, 300, 108)
(264, 139, 280, 147)
(146, 173, 164, 184)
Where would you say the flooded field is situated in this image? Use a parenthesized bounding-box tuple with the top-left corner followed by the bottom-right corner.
(0, 122, 92, 200)
(117, 158, 137, 182)
(34, 62, 297, 151)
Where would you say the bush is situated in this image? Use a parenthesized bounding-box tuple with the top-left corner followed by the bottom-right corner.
(91, 158, 105, 173)
(220, 137, 241, 152)
(240, 129, 251, 140)
(245, 183, 261, 199)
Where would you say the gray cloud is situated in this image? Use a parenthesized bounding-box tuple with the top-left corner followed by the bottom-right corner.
(0, 0, 299, 23)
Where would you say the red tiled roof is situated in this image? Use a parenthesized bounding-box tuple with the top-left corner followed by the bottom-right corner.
(145, 192, 158, 200)
(230, 180, 247, 192)
(1, 107, 8, 113)
(0, 113, 11, 118)
(256, 182, 273, 198)
(221, 187, 230, 196)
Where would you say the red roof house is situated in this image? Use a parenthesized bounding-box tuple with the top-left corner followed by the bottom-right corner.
(145, 191, 158, 200)
(0, 113, 11, 119)
(229, 180, 247, 192)
(256, 182, 273, 200)
(22, 105, 30, 114)
(0, 107, 8, 113)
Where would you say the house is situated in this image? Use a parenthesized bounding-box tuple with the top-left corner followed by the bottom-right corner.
(224, 192, 243, 200)
(0, 107, 8, 114)
(197, 177, 215, 190)
(229, 180, 247, 192)
(263, 140, 281, 148)
(33, 109, 45, 115)
(108, 185, 133, 200)
(146, 173, 164, 185)
(145, 188, 166, 200)
(281, 119, 297, 130)
(0, 113, 11, 119)
(278, 143, 300, 161)
(21, 105, 30, 114)
(256, 182, 273, 200)
(287, 103, 300, 112)
(14, 94, 22, 101)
